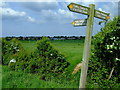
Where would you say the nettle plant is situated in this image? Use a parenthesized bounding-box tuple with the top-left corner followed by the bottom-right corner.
(87, 16, 120, 88)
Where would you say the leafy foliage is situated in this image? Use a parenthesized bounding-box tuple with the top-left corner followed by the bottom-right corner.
(1, 38, 23, 65)
(87, 16, 120, 88)
(32, 37, 70, 79)
(9, 50, 30, 71)
(8, 37, 69, 80)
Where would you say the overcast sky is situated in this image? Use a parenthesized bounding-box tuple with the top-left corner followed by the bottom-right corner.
(1, 0, 119, 37)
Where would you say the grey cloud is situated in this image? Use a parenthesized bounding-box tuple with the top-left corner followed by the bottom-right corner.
(38, 9, 79, 24)
(1, 7, 37, 23)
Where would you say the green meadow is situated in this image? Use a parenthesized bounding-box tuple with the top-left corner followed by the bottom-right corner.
(21, 40, 84, 72)
(2, 39, 84, 88)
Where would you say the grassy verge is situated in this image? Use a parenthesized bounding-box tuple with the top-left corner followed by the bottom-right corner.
(2, 65, 78, 88)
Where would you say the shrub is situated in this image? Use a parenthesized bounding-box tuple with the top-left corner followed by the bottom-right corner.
(32, 37, 70, 80)
(87, 16, 120, 88)
(9, 50, 30, 71)
(2, 38, 23, 65)
(9, 37, 69, 80)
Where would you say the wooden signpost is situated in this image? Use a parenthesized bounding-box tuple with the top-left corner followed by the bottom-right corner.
(67, 3, 110, 88)
(72, 19, 87, 26)
(67, 3, 89, 15)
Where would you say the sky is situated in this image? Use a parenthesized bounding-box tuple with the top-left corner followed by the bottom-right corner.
(1, 0, 119, 37)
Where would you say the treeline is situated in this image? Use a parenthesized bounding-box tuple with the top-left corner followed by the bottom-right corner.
(4, 36, 87, 41)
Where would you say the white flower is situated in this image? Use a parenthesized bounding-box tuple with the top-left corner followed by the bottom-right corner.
(110, 45, 113, 48)
(116, 43, 119, 45)
(110, 37, 114, 40)
(10, 59, 16, 63)
(113, 37, 115, 39)
(116, 58, 120, 61)
(117, 37, 119, 39)
(13, 47, 17, 49)
(110, 37, 116, 40)
(112, 43, 115, 45)
(107, 45, 110, 49)
(50, 54, 53, 56)
(114, 39, 116, 42)
(110, 51, 113, 53)
(16, 49, 20, 52)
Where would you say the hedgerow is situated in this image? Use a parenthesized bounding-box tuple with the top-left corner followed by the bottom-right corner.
(87, 16, 120, 88)
(8, 37, 69, 80)
(1, 38, 23, 65)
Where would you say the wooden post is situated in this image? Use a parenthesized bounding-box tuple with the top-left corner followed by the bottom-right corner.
(67, 2, 110, 88)
(79, 4, 95, 88)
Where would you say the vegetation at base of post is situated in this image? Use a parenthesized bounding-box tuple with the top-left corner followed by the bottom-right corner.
(2, 65, 79, 88)
(87, 16, 120, 88)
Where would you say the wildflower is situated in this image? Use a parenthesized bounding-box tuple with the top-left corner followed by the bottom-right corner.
(16, 49, 20, 52)
(117, 37, 119, 39)
(110, 51, 113, 53)
(113, 37, 115, 39)
(8, 59, 16, 66)
(10, 59, 16, 63)
(110, 37, 114, 40)
(107, 45, 110, 49)
(112, 43, 115, 45)
(116, 43, 119, 45)
(116, 58, 120, 61)
(13, 47, 17, 49)
(110, 45, 113, 49)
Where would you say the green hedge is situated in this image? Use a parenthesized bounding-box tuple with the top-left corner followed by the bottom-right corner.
(1, 38, 23, 65)
(8, 37, 69, 80)
(87, 16, 120, 88)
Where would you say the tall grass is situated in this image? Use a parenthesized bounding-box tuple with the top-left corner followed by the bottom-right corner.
(2, 65, 78, 88)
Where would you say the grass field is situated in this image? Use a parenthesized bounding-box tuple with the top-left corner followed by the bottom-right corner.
(2, 39, 85, 88)
(21, 40, 84, 72)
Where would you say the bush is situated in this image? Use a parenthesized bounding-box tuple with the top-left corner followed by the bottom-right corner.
(9, 50, 30, 71)
(9, 37, 69, 80)
(2, 38, 23, 65)
(87, 16, 120, 88)
(32, 37, 70, 80)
